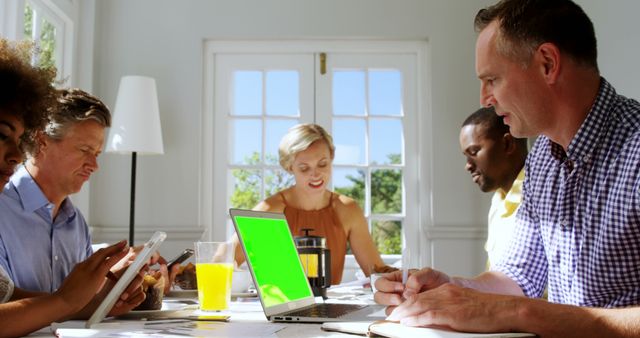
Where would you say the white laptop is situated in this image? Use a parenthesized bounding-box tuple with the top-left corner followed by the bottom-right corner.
(229, 208, 385, 323)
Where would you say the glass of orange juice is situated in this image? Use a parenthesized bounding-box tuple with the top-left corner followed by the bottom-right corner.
(195, 241, 234, 311)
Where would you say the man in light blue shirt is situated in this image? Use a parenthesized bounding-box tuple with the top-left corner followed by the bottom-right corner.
(0, 166, 93, 292)
(0, 89, 111, 293)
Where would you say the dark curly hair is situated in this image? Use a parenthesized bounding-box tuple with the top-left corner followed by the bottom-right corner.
(0, 39, 58, 152)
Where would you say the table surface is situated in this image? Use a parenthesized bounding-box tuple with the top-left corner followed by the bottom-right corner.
(28, 285, 379, 337)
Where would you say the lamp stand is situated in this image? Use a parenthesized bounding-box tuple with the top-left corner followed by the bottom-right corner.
(129, 151, 137, 245)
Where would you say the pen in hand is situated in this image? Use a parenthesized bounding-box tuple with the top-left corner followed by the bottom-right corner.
(402, 246, 410, 285)
(401, 226, 411, 285)
(400, 247, 414, 300)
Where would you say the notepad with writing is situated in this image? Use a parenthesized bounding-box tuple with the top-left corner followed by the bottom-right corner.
(321, 321, 535, 338)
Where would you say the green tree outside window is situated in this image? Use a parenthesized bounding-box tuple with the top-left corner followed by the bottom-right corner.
(23, 2, 57, 70)
(230, 152, 402, 254)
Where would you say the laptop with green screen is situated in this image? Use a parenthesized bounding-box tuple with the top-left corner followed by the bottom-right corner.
(229, 208, 384, 322)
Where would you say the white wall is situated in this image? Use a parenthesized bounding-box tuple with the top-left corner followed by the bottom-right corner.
(577, 0, 640, 100)
(87, 0, 640, 276)
(89, 0, 493, 268)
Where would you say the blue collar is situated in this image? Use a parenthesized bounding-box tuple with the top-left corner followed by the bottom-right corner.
(10, 166, 76, 220)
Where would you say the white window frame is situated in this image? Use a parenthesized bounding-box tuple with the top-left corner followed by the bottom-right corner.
(316, 53, 418, 263)
(0, 0, 24, 39)
(213, 53, 315, 239)
(24, 0, 75, 84)
(201, 40, 431, 272)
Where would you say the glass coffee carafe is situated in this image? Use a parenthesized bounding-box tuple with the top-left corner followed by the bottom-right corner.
(294, 228, 331, 299)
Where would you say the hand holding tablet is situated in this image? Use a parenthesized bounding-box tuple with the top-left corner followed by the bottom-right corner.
(54, 240, 130, 315)
(86, 231, 167, 328)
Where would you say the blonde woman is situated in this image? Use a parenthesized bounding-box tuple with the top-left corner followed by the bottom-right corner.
(234, 123, 395, 284)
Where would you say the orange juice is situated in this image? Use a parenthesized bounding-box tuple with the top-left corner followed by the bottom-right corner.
(196, 263, 233, 311)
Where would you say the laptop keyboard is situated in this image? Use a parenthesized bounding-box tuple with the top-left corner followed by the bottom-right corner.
(284, 303, 366, 318)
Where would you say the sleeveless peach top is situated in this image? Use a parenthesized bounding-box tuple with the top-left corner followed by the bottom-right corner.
(281, 192, 347, 285)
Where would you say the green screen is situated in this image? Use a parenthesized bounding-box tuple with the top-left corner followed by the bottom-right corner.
(234, 215, 313, 307)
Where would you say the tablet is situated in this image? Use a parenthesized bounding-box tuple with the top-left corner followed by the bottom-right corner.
(85, 231, 167, 328)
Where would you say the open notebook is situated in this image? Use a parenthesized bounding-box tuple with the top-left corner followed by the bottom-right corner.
(322, 321, 535, 338)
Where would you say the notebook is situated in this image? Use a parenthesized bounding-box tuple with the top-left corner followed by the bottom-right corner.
(322, 321, 535, 338)
(52, 231, 167, 330)
(229, 208, 385, 323)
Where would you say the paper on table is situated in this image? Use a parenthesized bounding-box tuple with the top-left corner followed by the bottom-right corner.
(151, 321, 286, 337)
(321, 321, 370, 335)
(369, 322, 535, 338)
(52, 320, 144, 331)
(322, 321, 535, 338)
(54, 321, 285, 338)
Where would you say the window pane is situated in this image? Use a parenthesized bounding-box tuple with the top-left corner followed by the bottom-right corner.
(231, 119, 262, 165)
(24, 3, 34, 39)
(265, 119, 297, 165)
(266, 71, 299, 116)
(372, 220, 402, 254)
(38, 19, 56, 69)
(333, 168, 365, 210)
(369, 70, 402, 116)
(333, 119, 365, 165)
(333, 71, 365, 116)
(229, 169, 262, 209)
(265, 169, 294, 197)
(370, 119, 402, 165)
(233, 71, 262, 116)
(371, 169, 402, 214)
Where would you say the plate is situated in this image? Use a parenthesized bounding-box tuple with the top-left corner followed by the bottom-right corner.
(167, 289, 257, 298)
(119, 302, 188, 318)
(232, 291, 258, 298)
(166, 289, 197, 298)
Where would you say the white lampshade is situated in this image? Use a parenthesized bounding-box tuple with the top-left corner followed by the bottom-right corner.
(106, 76, 164, 154)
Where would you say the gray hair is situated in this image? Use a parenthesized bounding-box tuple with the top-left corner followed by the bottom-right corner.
(24, 88, 111, 156)
(279, 123, 335, 172)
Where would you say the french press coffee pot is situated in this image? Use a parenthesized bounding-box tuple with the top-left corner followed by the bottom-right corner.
(294, 228, 331, 299)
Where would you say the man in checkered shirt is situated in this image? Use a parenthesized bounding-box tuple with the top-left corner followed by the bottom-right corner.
(374, 0, 640, 336)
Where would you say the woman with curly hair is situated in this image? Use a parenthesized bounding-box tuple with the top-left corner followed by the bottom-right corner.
(0, 39, 143, 337)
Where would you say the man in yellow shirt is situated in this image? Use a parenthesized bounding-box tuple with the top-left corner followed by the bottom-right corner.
(459, 107, 528, 267)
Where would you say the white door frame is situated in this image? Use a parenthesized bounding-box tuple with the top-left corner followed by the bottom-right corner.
(201, 39, 433, 270)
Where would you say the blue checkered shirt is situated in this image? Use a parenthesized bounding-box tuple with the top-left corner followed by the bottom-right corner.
(494, 78, 640, 307)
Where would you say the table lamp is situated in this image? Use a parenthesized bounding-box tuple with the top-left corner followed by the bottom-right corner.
(106, 75, 164, 245)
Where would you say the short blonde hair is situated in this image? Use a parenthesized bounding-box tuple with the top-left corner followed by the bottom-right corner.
(279, 123, 335, 172)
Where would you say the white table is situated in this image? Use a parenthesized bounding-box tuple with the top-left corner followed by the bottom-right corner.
(29, 286, 378, 337)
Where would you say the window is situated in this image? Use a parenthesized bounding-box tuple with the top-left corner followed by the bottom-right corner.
(22, 0, 74, 83)
(317, 53, 417, 256)
(333, 70, 405, 254)
(209, 53, 315, 231)
(220, 55, 315, 210)
(202, 41, 425, 277)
